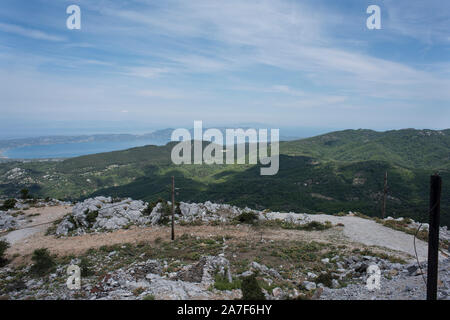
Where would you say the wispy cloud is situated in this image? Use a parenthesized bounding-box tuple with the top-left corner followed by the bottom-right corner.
(0, 0, 449, 130)
(384, 0, 450, 44)
(125, 67, 172, 78)
(0, 22, 66, 42)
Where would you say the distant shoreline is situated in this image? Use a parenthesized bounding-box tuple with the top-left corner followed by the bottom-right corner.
(0, 149, 8, 159)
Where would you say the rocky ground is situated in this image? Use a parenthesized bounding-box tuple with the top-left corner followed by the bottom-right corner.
(53, 197, 312, 237)
(0, 197, 449, 300)
(320, 257, 450, 300)
(0, 198, 70, 233)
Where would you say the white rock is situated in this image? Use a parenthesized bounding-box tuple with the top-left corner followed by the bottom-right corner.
(302, 281, 317, 291)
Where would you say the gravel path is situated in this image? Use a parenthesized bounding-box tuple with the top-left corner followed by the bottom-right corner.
(3, 207, 446, 264)
(1, 205, 71, 245)
(307, 214, 439, 262)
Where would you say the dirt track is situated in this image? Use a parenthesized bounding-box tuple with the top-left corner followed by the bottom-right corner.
(3, 205, 437, 264)
(3, 205, 71, 245)
(6, 222, 341, 260)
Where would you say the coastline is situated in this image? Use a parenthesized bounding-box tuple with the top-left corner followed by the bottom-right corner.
(0, 149, 8, 159)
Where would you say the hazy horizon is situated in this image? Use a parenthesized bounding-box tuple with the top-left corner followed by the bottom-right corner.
(1, 121, 450, 141)
(1, 0, 449, 135)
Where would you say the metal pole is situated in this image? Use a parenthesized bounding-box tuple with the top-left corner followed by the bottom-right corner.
(427, 174, 441, 300)
(382, 171, 387, 219)
(171, 176, 175, 241)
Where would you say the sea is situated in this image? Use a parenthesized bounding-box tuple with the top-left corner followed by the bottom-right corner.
(2, 139, 166, 159)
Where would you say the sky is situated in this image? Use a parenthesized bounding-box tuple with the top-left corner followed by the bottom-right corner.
(0, 0, 449, 138)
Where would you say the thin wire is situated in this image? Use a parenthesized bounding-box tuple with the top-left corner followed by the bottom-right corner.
(413, 201, 439, 287)
(414, 221, 427, 286)
(0, 220, 54, 235)
(0, 188, 170, 236)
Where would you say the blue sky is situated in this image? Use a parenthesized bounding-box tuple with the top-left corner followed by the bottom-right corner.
(0, 0, 449, 137)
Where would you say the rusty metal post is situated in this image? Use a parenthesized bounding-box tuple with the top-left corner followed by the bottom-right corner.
(427, 174, 441, 300)
(171, 176, 175, 241)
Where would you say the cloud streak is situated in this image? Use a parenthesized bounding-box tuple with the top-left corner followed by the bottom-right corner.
(0, 0, 449, 131)
(0, 22, 66, 42)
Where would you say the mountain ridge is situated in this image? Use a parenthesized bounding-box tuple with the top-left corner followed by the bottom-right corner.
(0, 128, 449, 226)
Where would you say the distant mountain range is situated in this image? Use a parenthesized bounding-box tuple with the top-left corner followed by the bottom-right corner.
(0, 129, 174, 152)
(0, 128, 449, 226)
(0, 128, 301, 160)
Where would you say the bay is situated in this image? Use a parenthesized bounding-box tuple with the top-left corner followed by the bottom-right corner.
(2, 139, 166, 159)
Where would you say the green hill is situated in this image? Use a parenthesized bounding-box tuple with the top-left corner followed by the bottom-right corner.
(0, 129, 449, 226)
(281, 128, 450, 170)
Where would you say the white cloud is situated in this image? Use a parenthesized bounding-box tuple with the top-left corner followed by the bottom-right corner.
(384, 0, 450, 44)
(0, 22, 66, 42)
(90, 0, 449, 102)
(1, 0, 449, 129)
(125, 67, 172, 78)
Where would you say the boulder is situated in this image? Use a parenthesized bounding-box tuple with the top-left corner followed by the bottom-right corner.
(302, 281, 317, 291)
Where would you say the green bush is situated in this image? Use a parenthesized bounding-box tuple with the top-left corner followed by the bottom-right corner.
(143, 201, 157, 215)
(235, 211, 258, 224)
(298, 221, 332, 231)
(160, 201, 172, 215)
(0, 240, 10, 267)
(213, 271, 241, 291)
(85, 210, 99, 226)
(315, 272, 333, 287)
(20, 188, 30, 200)
(241, 275, 265, 300)
(30, 248, 55, 276)
(1, 199, 17, 211)
(79, 257, 94, 277)
(175, 202, 182, 215)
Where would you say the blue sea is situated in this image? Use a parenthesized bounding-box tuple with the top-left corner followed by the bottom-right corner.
(2, 139, 166, 159)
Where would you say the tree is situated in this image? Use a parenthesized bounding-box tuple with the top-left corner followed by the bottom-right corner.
(241, 275, 265, 300)
(20, 188, 30, 200)
(0, 240, 10, 267)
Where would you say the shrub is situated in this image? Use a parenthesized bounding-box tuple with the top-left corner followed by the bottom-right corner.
(354, 212, 372, 220)
(85, 210, 99, 226)
(298, 221, 332, 231)
(79, 257, 94, 277)
(143, 294, 155, 300)
(30, 248, 55, 276)
(175, 202, 182, 215)
(45, 218, 64, 236)
(315, 272, 333, 287)
(150, 200, 172, 225)
(67, 215, 78, 230)
(213, 271, 242, 291)
(143, 201, 157, 216)
(158, 215, 171, 226)
(235, 211, 258, 224)
(133, 287, 145, 296)
(0, 240, 10, 267)
(20, 188, 30, 200)
(0, 199, 17, 211)
(160, 201, 172, 215)
(241, 275, 265, 300)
